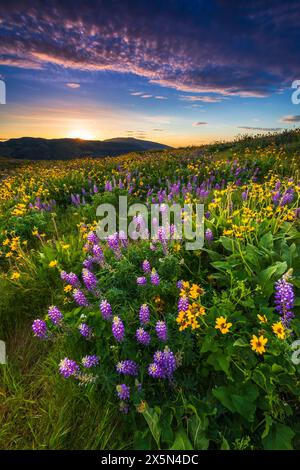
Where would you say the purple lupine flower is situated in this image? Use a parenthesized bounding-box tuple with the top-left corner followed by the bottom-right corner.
(68, 272, 80, 287)
(112, 316, 125, 342)
(59, 358, 79, 378)
(107, 233, 122, 259)
(155, 320, 167, 341)
(149, 348, 177, 380)
(176, 280, 184, 290)
(242, 190, 249, 201)
(205, 228, 214, 243)
(137, 276, 147, 286)
(148, 362, 165, 378)
(32, 319, 47, 338)
(116, 360, 138, 376)
(60, 270, 69, 282)
(92, 244, 104, 264)
(87, 231, 99, 245)
(275, 271, 295, 327)
(139, 304, 150, 324)
(79, 323, 92, 338)
(136, 327, 151, 346)
(82, 355, 99, 368)
(119, 230, 129, 249)
(159, 349, 177, 378)
(150, 269, 160, 286)
(272, 191, 281, 203)
(205, 211, 211, 220)
(73, 289, 89, 307)
(142, 259, 151, 274)
(48, 306, 63, 326)
(116, 384, 130, 400)
(100, 299, 112, 320)
(178, 296, 189, 312)
(82, 268, 97, 291)
(104, 180, 113, 192)
(280, 189, 294, 206)
(82, 257, 94, 271)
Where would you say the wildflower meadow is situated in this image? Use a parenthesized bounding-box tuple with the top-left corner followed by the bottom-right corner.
(0, 131, 300, 450)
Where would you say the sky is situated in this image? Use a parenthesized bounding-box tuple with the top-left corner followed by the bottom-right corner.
(1, 0, 300, 147)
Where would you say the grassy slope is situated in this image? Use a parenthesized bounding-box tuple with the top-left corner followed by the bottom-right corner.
(0, 130, 299, 449)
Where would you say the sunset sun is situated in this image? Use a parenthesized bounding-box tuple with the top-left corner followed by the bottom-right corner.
(67, 129, 95, 140)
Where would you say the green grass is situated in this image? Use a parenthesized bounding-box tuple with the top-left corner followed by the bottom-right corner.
(0, 324, 129, 449)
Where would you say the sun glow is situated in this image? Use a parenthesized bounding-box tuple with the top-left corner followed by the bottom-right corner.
(67, 129, 95, 140)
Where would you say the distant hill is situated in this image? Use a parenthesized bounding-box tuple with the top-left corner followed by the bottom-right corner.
(0, 137, 172, 160)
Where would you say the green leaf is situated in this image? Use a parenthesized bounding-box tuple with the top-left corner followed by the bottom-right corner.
(160, 410, 174, 446)
(212, 383, 259, 422)
(262, 423, 295, 450)
(233, 338, 248, 347)
(207, 351, 231, 377)
(261, 415, 273, 440)
(257, 261, 287, 285)
(170, 427, 193, 450)
(220, 437, 230, 450)
(142, 406, 161, 449)
(200, 335, 219, 353)
(259, 232, 274, 251)
(188, 415, 209, 450)
(134, 429, 153, 450)
(219, 236, 237, 252)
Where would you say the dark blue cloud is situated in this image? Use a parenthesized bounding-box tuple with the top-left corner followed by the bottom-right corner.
(1, 0, 299, 96)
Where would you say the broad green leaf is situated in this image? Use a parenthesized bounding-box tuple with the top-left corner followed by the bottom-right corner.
(142, 406, 161, 449)
(188, 415, 209, 450)
(262, 423, 295, 450)
(170, 427, 193, 450)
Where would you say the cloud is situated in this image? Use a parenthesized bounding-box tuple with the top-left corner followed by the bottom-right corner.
(130, 91, 145, 96)
(193, 121, 207, 127)
(66, 83, 80, 88)
(180, 95, 223, 103)
(237, 126, 282, 131)
(1, 1, 299, 97)
(154, 96, 167, 100)
(140, 94, 153, 98)
(281, 115, 300, 123)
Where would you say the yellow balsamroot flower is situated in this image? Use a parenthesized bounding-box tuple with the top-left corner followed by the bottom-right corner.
(64, 284, 72, 293)
(11, 272, 20, 280)
(173, 243, 181, 253)
(272, 321, 286, 340)
(177, 302, 205, 331)
(136, 400, 147, 413)
(257, 314, 268, 324)
(49, 260, 58, 268)
(215, 316, 232, 334)
(223, 229, 233, 236)
(62, 244, 70, 250)
(189, 283, 203, 299)
(250, 335, 268, 355)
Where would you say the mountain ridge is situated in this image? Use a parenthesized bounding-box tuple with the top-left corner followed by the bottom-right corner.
(0, 137, 172, 160)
